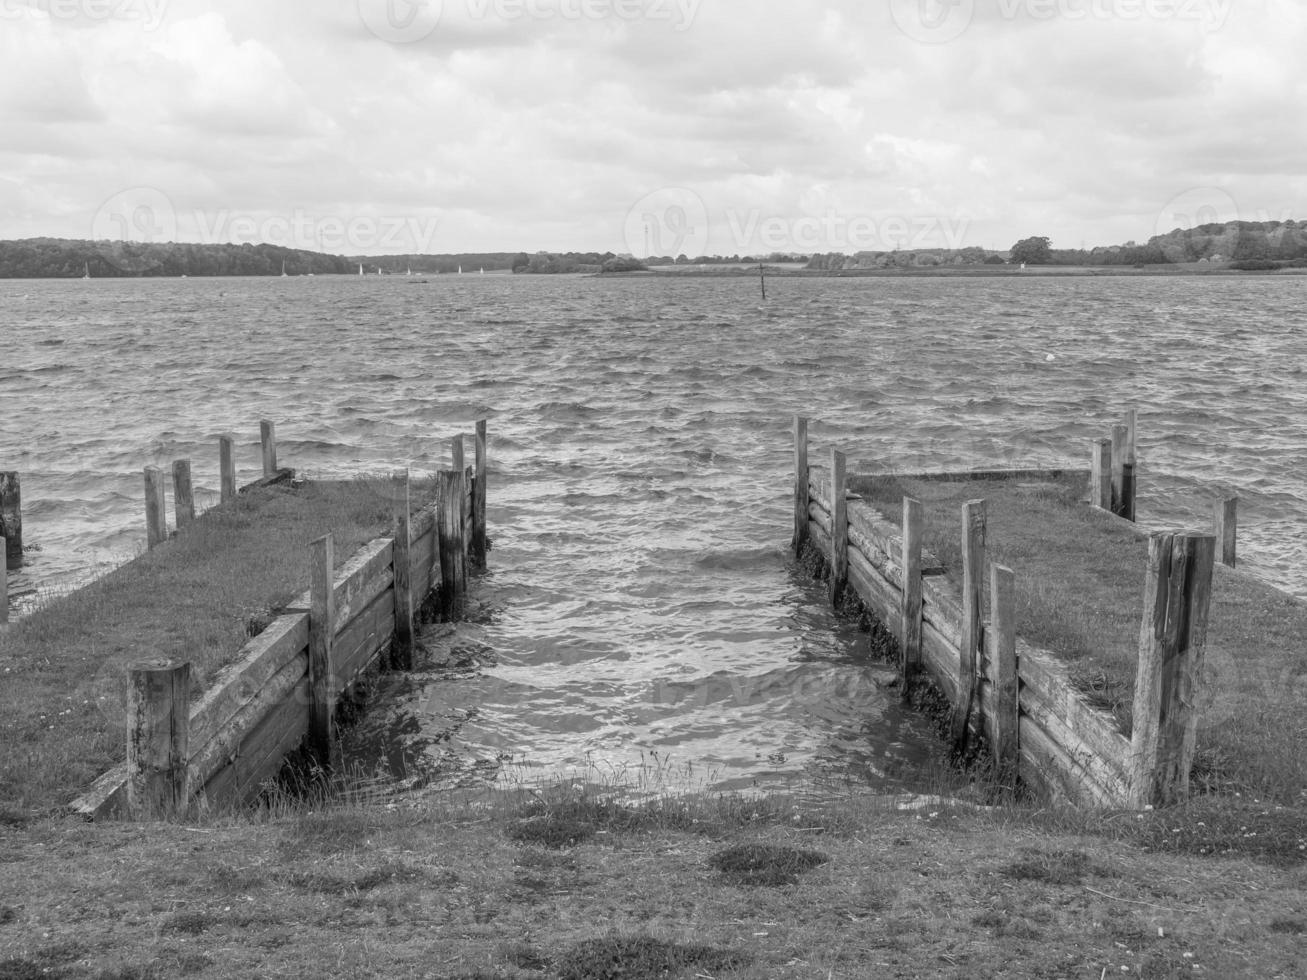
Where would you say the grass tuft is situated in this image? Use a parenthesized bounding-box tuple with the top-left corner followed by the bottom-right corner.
(1000, 848, 1096, 885)
(708, 842, 829, 887)
(555, 934, 747, 980)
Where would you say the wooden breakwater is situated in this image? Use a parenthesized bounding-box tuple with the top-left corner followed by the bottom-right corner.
(68, 419, 490, 820)
(793, 414, 1233, 809)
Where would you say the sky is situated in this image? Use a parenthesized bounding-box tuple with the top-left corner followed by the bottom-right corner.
(1, 0, 1303, 257)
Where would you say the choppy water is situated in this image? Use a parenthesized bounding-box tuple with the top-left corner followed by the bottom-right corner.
(3, 273, 1305, 794)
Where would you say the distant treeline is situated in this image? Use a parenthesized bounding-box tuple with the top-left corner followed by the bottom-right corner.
(1009, 221, 1307, 269)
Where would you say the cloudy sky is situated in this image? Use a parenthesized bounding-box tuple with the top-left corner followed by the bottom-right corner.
(1, 0, 1302, 257)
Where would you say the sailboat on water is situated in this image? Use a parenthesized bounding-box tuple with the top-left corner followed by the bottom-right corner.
(358, 263, 364, 276)
(281, 260, 288, 277)
(82, 262, 90, 279)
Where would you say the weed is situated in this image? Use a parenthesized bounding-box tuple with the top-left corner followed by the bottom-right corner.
(708, 842, 829, 886)
(1000, 848, 1095, 885)
(555, 934, 747, 980)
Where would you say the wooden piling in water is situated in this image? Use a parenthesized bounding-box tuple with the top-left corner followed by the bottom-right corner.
(1215, 497, 1237, 568)
(1, 472, 21, 570)
(308, 534, 336, 769)
(472, 419, 488, 568)
(1111, 424, 1129, 518)
(1, 536, 8, 624)
(392, 475, 415, 670)
(260, 420, 277, 477)
(1121, 409, 1137, 522)
(219, 437, 236, 504)
(1091, 439, 1112, 510)
(451, 434, 465, 477)
(792, 417, 809, 553)
(951, 499, 986, 751)
(144, 466, 167, 549)
(127, 660, 191, 820)
(172, 460, 195, 530)
(990, 563, 1019, 787)
(1129, 531, 1216, 807)
(900, 497, 924, 691)
(436, 469, 467, 619)
(829, 449, 848, 603)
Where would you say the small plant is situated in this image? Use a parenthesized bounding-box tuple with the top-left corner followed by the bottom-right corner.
(708, 842, 829, 886)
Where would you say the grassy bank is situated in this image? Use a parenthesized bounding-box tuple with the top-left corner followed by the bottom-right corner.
(853, 472, 1307, 803)
(0, 476, 427, 819)
(0, 774, 1304, 979)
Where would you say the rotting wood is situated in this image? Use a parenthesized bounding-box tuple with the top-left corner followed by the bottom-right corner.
(1129, 531, 1216, 807)
(951, 499, 986, 751)
(1, 536, 8, 623)
(1215, 497, 1237, 568)
(900, 497, 923, 689)
(436, 468, 467, 619)
(472, 418, 488, 568)
(172, 460, 195, 529)
(1091, 439, 1112, 510)
(219, 436, 236, 504)
(829, 449, 849, 603)
(260, 420, 277, 476)
(0, 472, 21, 569)
(127, 660, 191, 820)
(308, 534, 336, 768)
(333, 587, 395, 683)
(1122, 409, 1138, 522)
(793, 416, 809, 552)
(143, 466, 167, 549)
(1111, 424, 1128, 518)
(393, 474, 414, 669)
(990, 563, 1018, 785)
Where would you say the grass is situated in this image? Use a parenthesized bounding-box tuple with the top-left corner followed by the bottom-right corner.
(851, 470, 1307, 804)
(0, 765, 1304, 979)
(0, 475, 431, 818)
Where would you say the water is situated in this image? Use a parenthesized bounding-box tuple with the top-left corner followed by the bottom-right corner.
(3, 273, 1306, 795)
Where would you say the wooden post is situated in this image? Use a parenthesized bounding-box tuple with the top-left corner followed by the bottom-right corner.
(308, 534, 336, 768)
(472, 418, 488, 568)
(127, 660, 191, 820)
(951, 499, 986, 751)
(792, 417, 809, 553)
(436, 469, 467, 620)
(990, 563, 1019, 786)
(392, 474, 414, 670)
(0, 472, 21, 570)
(900, 497, 924, 692)
(1215, 497, 1237, 568)
(144, 466, 167, 549)
(1, 536, 8, 624)
(829, 449, 848, 604)
(1110, 424, 1128, 518)
(1091, 439, 1112, 510)
(260, 420, 277, 477)
(1122, 409, 1137, 522)
(1129, 532, 1216, 807)
(451, 434, 465, 476)
(172, 460, 195, 530)
(219, 436, 236, 504)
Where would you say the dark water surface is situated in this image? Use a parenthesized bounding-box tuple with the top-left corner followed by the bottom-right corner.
(3, 274, 1305, 794)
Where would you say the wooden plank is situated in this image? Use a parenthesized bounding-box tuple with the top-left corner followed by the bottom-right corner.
(1129, 531, 1216, 807)
(144, 466, 167, 549)
(282, 537, 393, 631)
(848, 468, 1088, 491)
(1091, 438, 1112, 510)
(793, 417, 809, 552)
(829, 449, 848, 602)
(308, 534, 335, 767)
(437, 469, 467, 619)
(260, 420, 277, 476)
(990, 563, 1019, 785)
(1215, 497, 1237, 568)
(472, 418, 488, 568)
(848, 548, 902, 638)
(334, 587, 395, 683)
(410, 523, 436, 599)
(1018, 714, 1117, 807)
(188, 613, 310, 753)
(1, 472, 22, 569)
(393, 476, 414, 670)
(219, 436, 236, 504)
(900, 497, 923, 687)
(172, 460, 195, 529)
(233, 685, 310, 803)
(127, 660, 191, 819)
(68, 762, 130, 820)
(238, 468, 294, 494)
(1018, 679, 1130, 803)
(951, 499, 986, 750)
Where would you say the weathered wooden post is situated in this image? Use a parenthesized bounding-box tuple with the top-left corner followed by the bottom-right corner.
(451, 434, 465, 476)
(900, 497, 924, 692)
(392, 474, 415, 671)
(0, 473, 21, 570)
(1129, 531, 1216, 807)
(951, 499, 986, 751)
(127, 660, 191, 820)
(1121, 409, 1137, 522)
(1091, 439, 1112, 510)
(1215, 497, 1237, 568)
(1110, 424, 1129, 518)
(436, 469, 467, 620)
(260, 420, 277, 477)
(829, 449, 848, 604)
(1, 536, 8, 624)
(990, 563, 1019, 787)
(472, 418, 488, 568)
(792, 417, 809, 553)
(144, 466, 168, 549)
(172, 460, 195, 530)
(219, 437, 236, 504)
(308, 534, 336, 768)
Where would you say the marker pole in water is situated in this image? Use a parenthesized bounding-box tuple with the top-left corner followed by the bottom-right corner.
(759, 263, 766, 301)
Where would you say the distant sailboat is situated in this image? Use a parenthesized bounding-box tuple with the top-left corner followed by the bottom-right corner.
(458, 265, 463, 274)
(406, 266, 412, 276)
(82, 262, 90, 279)
(359, 263, 364, 276)
(479, 267, 484, 275)
(281, 260, 288, 277)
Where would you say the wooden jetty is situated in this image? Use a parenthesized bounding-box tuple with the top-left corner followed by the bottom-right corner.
(792, 413, 1260, 809)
